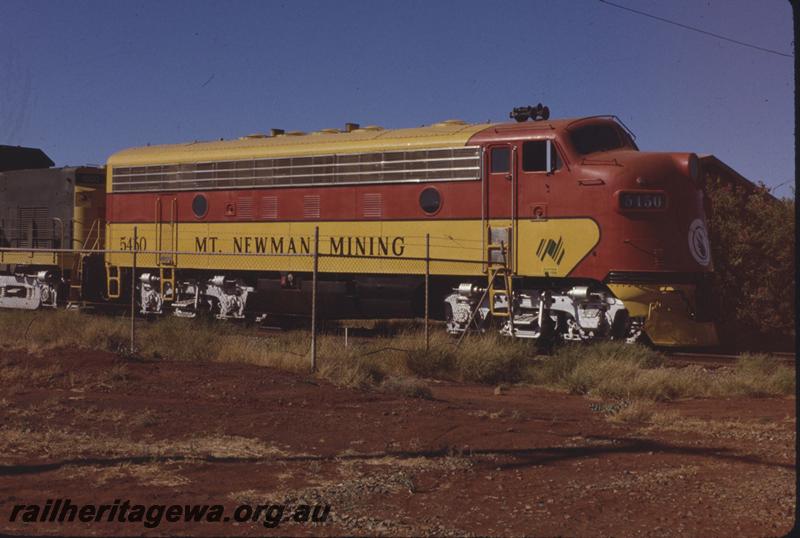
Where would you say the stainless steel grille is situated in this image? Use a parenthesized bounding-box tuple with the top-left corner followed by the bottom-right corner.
(236, 196, 254, 218)
(362, 193, 383, 218)
(112, 146, 481, 192)
(303, 195, 320, 219)
(260, 196, 278, 220)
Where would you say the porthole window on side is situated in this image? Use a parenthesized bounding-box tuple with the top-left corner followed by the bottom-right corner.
(192, 194, 208, 218)
(419, 188, 441, 214)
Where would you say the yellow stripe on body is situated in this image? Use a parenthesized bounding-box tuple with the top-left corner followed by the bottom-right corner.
(106, 218, 601, 277)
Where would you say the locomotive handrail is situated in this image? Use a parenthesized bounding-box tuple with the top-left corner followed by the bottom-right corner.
(172, 197, 178, 260)
(52, 218, 64, 266)
(51, 218, 64, 249)
(511, 146, 518, 274)
(480, 146, 486, 274)
(155, 197, 161, 254)
(81, 218, 103, 251)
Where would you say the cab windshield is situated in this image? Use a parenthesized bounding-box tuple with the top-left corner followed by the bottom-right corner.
(569, 123, 636, 155)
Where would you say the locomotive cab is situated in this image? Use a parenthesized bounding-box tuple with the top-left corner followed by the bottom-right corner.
(464, 114, 718, 346)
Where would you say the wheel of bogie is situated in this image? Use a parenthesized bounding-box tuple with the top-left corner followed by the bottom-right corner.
(536, 315, 557, 354)
(194, 298, 216, 322)
(611, 309, 630, 340)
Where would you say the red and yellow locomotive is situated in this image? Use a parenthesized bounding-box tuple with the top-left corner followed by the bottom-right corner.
(0, 106, 718, 346)
(98, 105, 716, 346)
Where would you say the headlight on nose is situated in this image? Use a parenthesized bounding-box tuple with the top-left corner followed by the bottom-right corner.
(687, 154, 699, 181)
(672, 153, 700, 181)
(617, 191, 668, 211)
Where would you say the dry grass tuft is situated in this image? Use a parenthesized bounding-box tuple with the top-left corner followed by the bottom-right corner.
(712, 353, 795, 397)
(381, 376, 433, 400)
(72, 405, 128, 424)
(405, 346, 456, 379)
(316, 352, 385, 389)
(493, 383, 509, 395)
(605, 400, 656, 424)
(128, 408, 161, 429)
(405, 332, 533, 384)
(525, 342, 794, 401)
(91, 363, 131, 388)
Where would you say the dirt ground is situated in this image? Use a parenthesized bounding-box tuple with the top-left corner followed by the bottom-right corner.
(0, 347, 795, 537)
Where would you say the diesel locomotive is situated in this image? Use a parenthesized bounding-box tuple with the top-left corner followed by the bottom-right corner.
(0, 107, 721, 346)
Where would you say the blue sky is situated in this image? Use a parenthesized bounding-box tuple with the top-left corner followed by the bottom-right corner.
(0, 0, 793, 196)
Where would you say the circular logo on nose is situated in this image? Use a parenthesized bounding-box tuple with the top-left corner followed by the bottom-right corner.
(688, 219, 711, 266)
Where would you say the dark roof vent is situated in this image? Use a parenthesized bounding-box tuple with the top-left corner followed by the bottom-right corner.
(510, 103, 550, 123)
(0, 145, 54, 171)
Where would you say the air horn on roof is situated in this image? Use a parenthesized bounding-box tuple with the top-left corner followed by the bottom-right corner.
(510, 103, 550, 122)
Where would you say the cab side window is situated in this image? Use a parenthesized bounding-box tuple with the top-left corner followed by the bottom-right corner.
(522, 140, 562, 172)
(490, 147, 510, 173)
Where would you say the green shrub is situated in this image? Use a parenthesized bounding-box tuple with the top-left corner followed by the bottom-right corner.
(704, 176, 795, 349)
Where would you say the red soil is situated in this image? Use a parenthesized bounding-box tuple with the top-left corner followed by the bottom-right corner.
(0, 348, 795, 537)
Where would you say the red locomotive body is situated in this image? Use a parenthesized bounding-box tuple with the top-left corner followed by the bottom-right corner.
(4, 110, 716, 346)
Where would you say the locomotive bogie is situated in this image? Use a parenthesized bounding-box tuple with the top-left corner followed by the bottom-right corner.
(129, 266, 430, 321)
(444, 281, 630, 342)
(0, 271, 59, 310)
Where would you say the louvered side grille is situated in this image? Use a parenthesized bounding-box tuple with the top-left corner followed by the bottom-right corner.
(112, 146, 481, 192)
(260, 196, 278, 219)
(362, 193, 383, 218)
(303, 195, 320, 219)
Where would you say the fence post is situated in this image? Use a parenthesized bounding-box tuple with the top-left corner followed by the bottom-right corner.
(130, 226, 137, 354)
(310, 226, 319, 372)
(425, 233, 430, 351)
